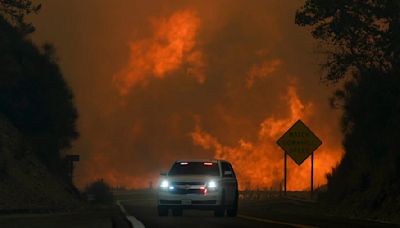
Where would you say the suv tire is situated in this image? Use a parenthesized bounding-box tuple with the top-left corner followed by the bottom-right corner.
(214, 191, 225, 217)
(227, 192, 238, 217)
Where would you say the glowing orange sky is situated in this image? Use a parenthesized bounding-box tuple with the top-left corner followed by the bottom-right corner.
(30, 0, 343, 190)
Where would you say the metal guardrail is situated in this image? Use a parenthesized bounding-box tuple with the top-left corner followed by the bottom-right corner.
(239, 190, 282, 200)
(239, 190, 318, 202)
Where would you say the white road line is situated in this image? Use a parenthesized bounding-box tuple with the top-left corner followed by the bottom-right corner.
(116, 200, 145, 228)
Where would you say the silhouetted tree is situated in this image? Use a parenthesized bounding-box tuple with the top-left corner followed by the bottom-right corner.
(0, 8, 78, 172)
(296, 0, 400, 82)
(0, 0, 41, 33)
(296, 0, 400, 218)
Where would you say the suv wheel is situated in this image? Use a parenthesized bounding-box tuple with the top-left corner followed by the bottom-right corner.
(158, 205, 168, 216)
(214, 191, 225, 217)
(172, 208, 183, 216)
(227, 192, 238, 217)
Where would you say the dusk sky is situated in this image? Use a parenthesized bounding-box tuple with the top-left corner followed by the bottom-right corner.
(29, 0, 343, 190)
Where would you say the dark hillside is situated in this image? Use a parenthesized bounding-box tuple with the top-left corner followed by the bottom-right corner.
(296, 0, 400, 223)
(0, 115, 80, 211)
(324, 73, 400, 222)
(0, 1, 80, 211)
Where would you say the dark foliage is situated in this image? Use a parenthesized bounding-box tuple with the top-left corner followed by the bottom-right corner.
(85, 179, 114, 204)
(296, 0, 400, 218)
(296, 0, 400, 83)
(0, 12, 78, 172)
(0, 0, 41, 33)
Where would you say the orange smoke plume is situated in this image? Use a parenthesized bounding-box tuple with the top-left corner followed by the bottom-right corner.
(113, 9, 204, 95)
(191, 83, 343, 190)
(246, 59, 282, 88)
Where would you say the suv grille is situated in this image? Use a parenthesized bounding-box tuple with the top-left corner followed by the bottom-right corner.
(169, 181, 206, 195)
(171, 181, 204, 185)
(170, 189, 203, 195)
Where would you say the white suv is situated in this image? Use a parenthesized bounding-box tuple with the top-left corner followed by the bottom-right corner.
(157, 159, 238, 217)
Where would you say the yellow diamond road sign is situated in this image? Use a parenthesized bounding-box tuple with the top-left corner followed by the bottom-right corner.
(277, 120, 322, 165)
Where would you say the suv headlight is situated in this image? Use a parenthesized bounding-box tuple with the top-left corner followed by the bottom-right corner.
(160, 179, 169, 189)
(207, 180, 217, 189)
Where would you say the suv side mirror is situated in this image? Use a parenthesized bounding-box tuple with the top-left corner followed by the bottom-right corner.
(223, 171, 232, 176)
(160, 172, 167, 176)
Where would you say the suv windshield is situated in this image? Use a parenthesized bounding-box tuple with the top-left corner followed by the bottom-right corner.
(169, 162, 220, 176)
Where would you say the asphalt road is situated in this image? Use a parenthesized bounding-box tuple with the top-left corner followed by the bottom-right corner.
(122, 199, 292, 228)
(119, 191, 398, 228)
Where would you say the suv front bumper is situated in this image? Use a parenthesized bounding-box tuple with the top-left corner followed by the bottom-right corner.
(158, 189, 222, 209)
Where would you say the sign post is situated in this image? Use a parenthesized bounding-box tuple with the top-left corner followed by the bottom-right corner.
(284, 151, 287, 194)
(276, 120, 322, 195)
(311, 152, 314, 194)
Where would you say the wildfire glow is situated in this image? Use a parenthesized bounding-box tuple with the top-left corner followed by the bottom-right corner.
(113, 9, 204, 95)
(70, 5, 344, 191)
(191, 84, 343, 190)
(246, 59, 282, 88)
